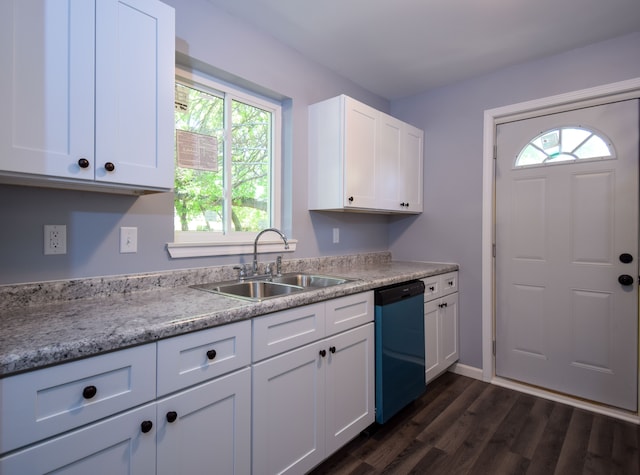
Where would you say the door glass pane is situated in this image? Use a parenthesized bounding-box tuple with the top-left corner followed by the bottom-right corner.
(515, 126, 614, 168)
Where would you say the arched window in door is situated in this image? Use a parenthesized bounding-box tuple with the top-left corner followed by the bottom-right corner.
(515, 126, 615, 167)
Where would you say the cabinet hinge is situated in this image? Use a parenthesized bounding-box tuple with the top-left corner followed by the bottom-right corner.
(492, 243, 496, 258)
(493, 145, 497, 160)
(492, 340, 496, 356)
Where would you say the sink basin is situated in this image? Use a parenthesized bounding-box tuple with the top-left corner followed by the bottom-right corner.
(192, 281, 304, 301)
(191, 273, 355, 301)
(271, 273, 352, 288)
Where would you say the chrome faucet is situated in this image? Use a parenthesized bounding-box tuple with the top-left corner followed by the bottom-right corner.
(253, 228, 289, 275)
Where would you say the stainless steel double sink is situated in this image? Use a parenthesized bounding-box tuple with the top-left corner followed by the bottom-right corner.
(191, 273, 355, 301)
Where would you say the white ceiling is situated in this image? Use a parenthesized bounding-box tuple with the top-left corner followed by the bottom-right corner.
(205, 0, 640, 100)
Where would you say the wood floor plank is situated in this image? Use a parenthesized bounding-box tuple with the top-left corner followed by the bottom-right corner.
(510, 397, 556, 459)
(554, 408, 593, 475)
(426, 385, 520, 474)
(469, 393, 536, 473)
(525, 403, 573, 475)
(611, 419, 640, 474)
(415, 379, 487, 446)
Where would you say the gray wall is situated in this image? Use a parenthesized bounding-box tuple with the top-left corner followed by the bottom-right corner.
(389, 32, 640, 369)
(0, 0, 391, 285)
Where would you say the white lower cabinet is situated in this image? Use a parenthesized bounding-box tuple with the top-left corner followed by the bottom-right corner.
(156, 368, 251, 475)
(252, 323, 374, 475)
(0, 293, 376, 474)
(422, 272, 459, 383)
(252, 292, 375, 475)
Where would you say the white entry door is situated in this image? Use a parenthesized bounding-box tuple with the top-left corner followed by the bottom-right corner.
(495, 99, 639, 411)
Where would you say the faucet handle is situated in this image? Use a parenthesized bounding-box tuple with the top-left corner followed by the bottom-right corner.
(265, 263, 273, 278)
(233, 265, 248, 281)
(276, 256, 283, 276)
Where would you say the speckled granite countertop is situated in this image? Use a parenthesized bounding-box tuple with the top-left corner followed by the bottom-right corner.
(0, 253, 457, 377)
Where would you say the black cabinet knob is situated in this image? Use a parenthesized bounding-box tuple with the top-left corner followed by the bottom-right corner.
(206, 349, 217, 360)
(620, 253, 634, 264)
(429, 286, 435, 291)
(348, 196, 354, 203)
(400, 202, 406, 207)
(329, 346, 336, 354)
(319, 349, 327, 357)
(104, 162, 115, 172)
(140, 420, 153, 433)
(82, 385, 97, 399)
(78, 158, 90, 169)
(166, 411, 178, 423)
(618, 274, 634, 286)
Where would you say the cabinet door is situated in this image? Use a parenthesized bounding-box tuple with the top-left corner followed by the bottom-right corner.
(376, 115, 403, 211)
(0, 0, 95, 180)
(440, 292, 459, 367)
(95, 0, 175, 189)
(325, 323, 374, 456)
(0, 403, 156, 475)
(400, 123, 424, 213)
(252, 341, 325, 475)
(156, 368, 251, 475)
(424, 299, 441, 383)
(343, 97, 378, 209)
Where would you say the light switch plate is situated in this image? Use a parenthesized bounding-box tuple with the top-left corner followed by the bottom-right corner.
(120, 227, 138, 253)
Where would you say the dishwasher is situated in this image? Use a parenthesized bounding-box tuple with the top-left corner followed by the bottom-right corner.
(374, 280, 426, 424)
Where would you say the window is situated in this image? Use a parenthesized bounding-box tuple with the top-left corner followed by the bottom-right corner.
(515, 126, 615, 168)
(169, 68, 288, 258)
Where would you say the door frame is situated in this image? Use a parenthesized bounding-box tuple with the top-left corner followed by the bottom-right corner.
(481, 77, 640, 420)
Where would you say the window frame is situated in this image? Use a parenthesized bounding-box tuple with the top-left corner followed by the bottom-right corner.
(168, 67, 294, 258)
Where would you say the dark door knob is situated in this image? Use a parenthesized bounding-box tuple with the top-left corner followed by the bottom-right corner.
(166, 411, 178, 423)
(618, 274, 634, 286)
(319, 349, 327, 357)
(78, 158, 90, 169)
(620, 253, 633, 264)
(329, 346, 336, 354)
(206, 349, 217, 360)
(140, 420, 153, 433)
(347, 196, 354, 203)
(82, 385, 97, 399)
(104, 162, 115, 172)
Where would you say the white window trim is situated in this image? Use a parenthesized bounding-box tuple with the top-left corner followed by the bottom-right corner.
(169, 67, 286, 258)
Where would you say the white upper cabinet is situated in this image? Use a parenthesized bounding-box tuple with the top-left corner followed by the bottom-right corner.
(0, 0, 175, 194)
(308, 95, 423, 214)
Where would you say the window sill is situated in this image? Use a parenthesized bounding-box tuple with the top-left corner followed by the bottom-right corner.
(167, 239, 297, 259)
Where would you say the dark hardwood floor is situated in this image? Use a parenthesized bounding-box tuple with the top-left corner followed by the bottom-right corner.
(309, 372, 640, 475)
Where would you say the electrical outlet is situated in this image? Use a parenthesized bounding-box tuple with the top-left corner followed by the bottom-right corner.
(120, 227, 138, 253)
(44, 225, 67, 255)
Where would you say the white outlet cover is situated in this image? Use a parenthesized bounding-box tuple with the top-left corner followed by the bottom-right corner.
(44, 225, 67, 255)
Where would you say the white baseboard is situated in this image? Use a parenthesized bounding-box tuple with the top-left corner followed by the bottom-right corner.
(448, 363, 483, 380)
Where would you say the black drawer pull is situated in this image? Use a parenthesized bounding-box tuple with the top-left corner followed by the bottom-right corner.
(166, 411, 178, 423)
(82, 385, 97, 399)
(319, 349, 327, 357)
(329, 346, 336, 354)
(140, 420, 153, 433)
(206, 349, 217, 360)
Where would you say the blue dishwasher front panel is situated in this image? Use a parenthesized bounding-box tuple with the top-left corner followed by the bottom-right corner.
(375, 293, 425, 424)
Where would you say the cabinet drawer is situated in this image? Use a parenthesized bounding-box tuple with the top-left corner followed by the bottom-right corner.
(157, 320, 251, 396)
(422, 271, 458, 302)
(252, 303, 325, 362)
(440, 271, 458, 297)
(0, 344, 156, 454)
(422, 275, 440, 301)
(325, 292, 374, 336)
